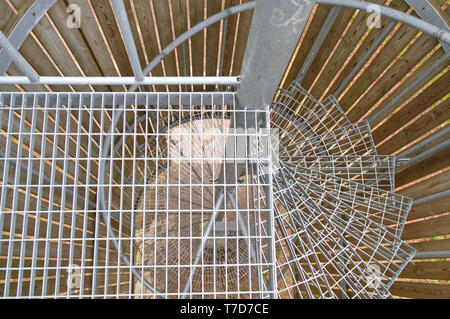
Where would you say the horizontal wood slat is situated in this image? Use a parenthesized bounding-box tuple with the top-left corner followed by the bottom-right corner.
(411, 238, 450, 253)
(398, 169, 450, 200)
(391, 281, 450, 299)
(402, 214, 450, 240)
(399, 261, 450, 280)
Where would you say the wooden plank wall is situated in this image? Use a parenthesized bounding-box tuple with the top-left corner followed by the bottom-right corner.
(0, 0, 449, 298)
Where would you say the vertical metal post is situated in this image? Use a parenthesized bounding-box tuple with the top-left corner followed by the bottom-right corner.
(236, 0, 314, 116)
(221, 0, 315, 187)
(221, 0, 314, 297)
(111, 0, 145, 82)
(228, 191, 265, 297)
(228, 191, 258, 263)
(0, 31, 39, 82)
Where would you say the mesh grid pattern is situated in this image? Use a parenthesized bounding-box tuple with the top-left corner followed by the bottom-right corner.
(0, 92, 275, 298)
(0, 83, 415, 299)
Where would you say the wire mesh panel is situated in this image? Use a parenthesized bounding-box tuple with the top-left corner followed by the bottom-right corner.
(0, 83, 415, 299)
(283, 163, 412, 238)
(270, 167, 415, 299)
(0, 92, 276, 298)
(274, 80, 351, 136)
(267, 83, 415, 299)
(271, 104, 376, 159)
(284, 155, 396, 191)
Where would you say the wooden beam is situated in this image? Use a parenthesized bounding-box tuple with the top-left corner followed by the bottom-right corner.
(409, 194, 450, 220)
(390, 281, 450, 299)
(400, 261, 450, 280)
(411, 238, 450, 253)
(402, 214, 450, 240)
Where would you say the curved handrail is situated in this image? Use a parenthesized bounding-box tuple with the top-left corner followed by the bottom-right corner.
(127, 1, 256, 92)
(317, 0, 450, 46)
(129, 0, 450, 92)
(2, 0, 449, 86)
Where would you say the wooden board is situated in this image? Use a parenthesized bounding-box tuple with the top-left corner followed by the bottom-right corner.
(339, 23, 419, 115)
(322, 0, 410, 99)
(230, 0, 254, 76)
(0, 1, 16, 34)
(398, 169, 450, 200)
(67, 0, 125, 92)
(399, 261, 450, 280)
(189, 0, 204, 91)
(152, 0, 178, 92)
(170, 0, 190, 81)
(402, 214, 450, 240)
(281, 4, 332, 91)
(372, 70, 450, 145)
(221, 0, 240, 78)
(205, 0, 222, 91)
(47, 1, 110, 92)
(28, 13, 92, 92)
(395, 147, 450, 188)
(409, 194, 450, 220)
(301, 7, 356, 92)
(411, 238, 450, 253)
(133, 0, 165, 91)
(391, 281, 450, 299)
(349, 34, 440, 123)
(90, 0, 133, 77)
(377, 97, 449, 155)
